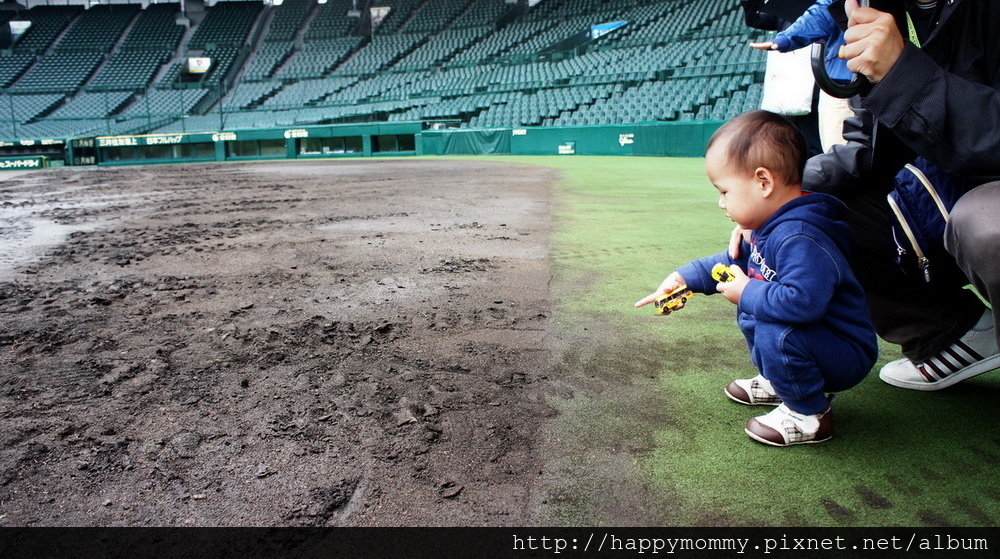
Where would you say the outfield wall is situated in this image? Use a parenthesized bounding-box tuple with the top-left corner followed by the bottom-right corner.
(421, 121, 721, 158)
(78, 122, 426, 166)
(10, 121, 723, 167)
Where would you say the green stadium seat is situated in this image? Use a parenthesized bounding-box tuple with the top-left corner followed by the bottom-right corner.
(1, 0, 768, 138)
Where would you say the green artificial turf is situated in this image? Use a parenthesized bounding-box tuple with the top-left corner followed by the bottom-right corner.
(439, 155, 1000, 526)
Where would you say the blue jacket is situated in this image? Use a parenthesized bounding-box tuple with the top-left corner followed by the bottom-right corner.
(677, 192, 877, 354)
(771, 0, 852, 82)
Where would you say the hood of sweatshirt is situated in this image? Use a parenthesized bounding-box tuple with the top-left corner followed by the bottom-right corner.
(754, 191, 851, 254)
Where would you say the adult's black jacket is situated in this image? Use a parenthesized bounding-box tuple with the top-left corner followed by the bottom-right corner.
(805, 0, 1000, 195)
(740, 0, 788, 31)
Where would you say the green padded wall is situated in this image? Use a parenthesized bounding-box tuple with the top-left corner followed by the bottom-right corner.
(439, 129, 512, 155)
(421, 122, 722, 158)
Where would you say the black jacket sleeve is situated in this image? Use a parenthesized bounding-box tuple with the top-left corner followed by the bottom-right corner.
(804, 13, 1000, 195)
(740, 0, 785, 31)
(802, 99, 914, 197)
(862, 44, 1000, 181)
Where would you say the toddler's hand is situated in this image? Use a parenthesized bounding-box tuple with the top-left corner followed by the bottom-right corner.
(717, 265, 750, 305)
(635, 271, 686, 308)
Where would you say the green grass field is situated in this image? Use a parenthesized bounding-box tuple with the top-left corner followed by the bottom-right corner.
(469, 155, 1000, 527)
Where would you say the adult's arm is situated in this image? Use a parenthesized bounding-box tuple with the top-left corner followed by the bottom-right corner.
(862, 44, 1000, 180)
(802, 99, 913, 197)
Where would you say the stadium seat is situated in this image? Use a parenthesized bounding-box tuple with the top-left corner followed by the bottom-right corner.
(0, 0, 769, 138)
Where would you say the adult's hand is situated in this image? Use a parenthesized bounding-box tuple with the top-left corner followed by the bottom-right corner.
(728, 225, 749, 259)
(839, 0, 906, 84)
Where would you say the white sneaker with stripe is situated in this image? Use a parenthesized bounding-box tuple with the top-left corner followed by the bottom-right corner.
(879, 311, 1000, 391)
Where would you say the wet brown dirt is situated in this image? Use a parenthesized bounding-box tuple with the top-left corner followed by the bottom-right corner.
(0, 159, 557, 526)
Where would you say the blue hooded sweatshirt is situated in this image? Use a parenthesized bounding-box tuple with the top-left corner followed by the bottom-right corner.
(677, 192, 877, 357)
(771, 0, 852, 82)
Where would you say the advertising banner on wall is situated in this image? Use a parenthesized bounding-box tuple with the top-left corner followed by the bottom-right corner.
(187, 57, 213, 74)
(590, 21, 627, 40)
(371, 7, 391, 29)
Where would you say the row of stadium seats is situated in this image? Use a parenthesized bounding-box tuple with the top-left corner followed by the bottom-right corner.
(0, 113, 161, 139)
(0, 93, 63, 122)
(242, 43, 294, 81)
(187, 1, 264, 50)
(604, 0, 734, 46)
(303, 0, 358, 42)
(53, 5, 140, 54)
(525, 0, 615, 22)
(449, 0, 510, 29)
(0, 54, 35, 88)
(45, 90, 134, 119)
(9, 6, 83, 54)
(88, 51, 172, 91)
(0, 0, 771, 141)
(254, 76, 358, 110)
(392, 28, 490, 71)
(334, 33, 425, 75)
(275, 37, 364, 79)
(200, 47, 243, 88)
(469, 84, 617, 128)
(550, 76, 759, 126)
(220, 81, 283, 111)
(118, 88, 209, 119)
(118, 3, 185, 52)
(373, 0, 424, 35)
(11, 52, 103, 92)
(263, 0, 311, 43)
(448, 20, 555, 66)
(400, 0, 475, 34)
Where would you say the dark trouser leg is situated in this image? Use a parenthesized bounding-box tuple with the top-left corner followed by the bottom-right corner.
(945, 181, 1000, 351)
(840, 189, 984, 362)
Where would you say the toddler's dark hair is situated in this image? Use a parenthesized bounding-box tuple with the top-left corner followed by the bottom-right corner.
(706, 110, 807, 185)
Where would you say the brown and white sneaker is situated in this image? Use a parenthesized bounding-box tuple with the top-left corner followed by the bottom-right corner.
(725, 374, 782, 406)
(744, 398, 834, 447)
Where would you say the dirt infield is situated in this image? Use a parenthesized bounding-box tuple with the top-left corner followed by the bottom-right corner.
(0, 159, 558, 526)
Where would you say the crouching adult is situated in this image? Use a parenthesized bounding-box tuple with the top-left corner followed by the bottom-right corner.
(740, 0, 1000, 389)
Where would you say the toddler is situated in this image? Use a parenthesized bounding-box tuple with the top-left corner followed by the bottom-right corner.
(636, 110, 878, 446)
